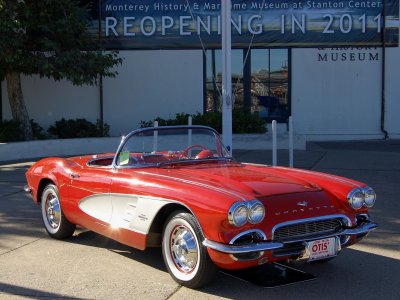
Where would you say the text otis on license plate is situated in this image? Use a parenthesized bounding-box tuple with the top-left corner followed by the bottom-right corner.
(307, 237, 338, 262)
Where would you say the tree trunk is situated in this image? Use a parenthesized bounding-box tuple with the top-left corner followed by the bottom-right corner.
(5, 72, 33, 140)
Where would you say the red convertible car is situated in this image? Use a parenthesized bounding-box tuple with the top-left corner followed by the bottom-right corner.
(25, 126, 377, 288)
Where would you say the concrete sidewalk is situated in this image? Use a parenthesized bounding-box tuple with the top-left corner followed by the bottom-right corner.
(0, 141, 399, 299)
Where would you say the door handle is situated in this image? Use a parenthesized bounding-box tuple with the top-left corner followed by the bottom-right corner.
(69, 173, 80, 179)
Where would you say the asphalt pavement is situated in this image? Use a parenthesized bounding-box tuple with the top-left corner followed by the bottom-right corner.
(1, 140, 400, 299)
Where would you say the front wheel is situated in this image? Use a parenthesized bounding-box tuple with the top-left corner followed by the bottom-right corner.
(162, 211, 218, 288)
(41, 184, 76, 239)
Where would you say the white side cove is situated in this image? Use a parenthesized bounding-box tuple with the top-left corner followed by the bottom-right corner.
(78, 194, 172, 234)
(79, 194, 113, 224)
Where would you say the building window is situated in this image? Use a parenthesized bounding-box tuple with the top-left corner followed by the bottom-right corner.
(204, 49, 290, 122)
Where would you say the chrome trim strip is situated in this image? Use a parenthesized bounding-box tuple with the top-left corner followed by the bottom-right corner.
(242, 163, 271, 167)
(203, 239, 284, 254)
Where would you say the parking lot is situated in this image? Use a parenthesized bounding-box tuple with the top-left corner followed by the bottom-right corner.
(1, 141, 400, 299)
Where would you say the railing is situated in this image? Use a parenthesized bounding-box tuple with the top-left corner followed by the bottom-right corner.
(177, 115, 295, 167)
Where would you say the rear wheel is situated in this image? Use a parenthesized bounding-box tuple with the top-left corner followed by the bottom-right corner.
(162, 211, 218, 288)
(41, 184, 75, 239)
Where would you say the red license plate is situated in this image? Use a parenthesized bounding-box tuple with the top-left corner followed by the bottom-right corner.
(306, 237, 339, 262)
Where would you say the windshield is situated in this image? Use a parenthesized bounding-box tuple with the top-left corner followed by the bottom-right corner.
(114, 126, 231, 168)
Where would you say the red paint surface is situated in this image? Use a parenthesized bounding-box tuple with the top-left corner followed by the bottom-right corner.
(25, 153, 369, 269)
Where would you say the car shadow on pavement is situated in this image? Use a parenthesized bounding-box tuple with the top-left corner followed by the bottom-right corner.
(65, 229, 400, 299)
(67, 229, 167, 272)
(195, 248, 400, 299)
(0, 282, 84, 300)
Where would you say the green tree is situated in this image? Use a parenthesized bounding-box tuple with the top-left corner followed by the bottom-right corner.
(0, 0, 122, 140)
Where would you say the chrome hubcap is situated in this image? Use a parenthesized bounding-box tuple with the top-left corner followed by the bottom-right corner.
(170, 225, 198, 273)
(45, 192, 61, 229)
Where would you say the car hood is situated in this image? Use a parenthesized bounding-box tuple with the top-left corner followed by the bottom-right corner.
(151, 163, 321, 199)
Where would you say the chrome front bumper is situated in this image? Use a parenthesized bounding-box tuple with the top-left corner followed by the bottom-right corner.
(340, 221, 378, 236)
(203, 239, 284, 254)
(203, 221, 378, 254)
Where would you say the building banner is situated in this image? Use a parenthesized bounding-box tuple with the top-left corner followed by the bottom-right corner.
(96, 0, 399, 49)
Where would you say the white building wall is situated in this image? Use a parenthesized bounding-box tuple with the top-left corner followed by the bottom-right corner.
(385, 46, 400, 138)
(1, 50, 204, 136)
(1, 76, 99, 130)
(1, 48, 398, 140)
(102, 50, 203, 136)
(292, 48, 384, 141)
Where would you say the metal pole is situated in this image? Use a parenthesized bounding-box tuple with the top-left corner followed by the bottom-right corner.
(188, 116, 192, 157)
(289, 116, 294, 168)
(153, 121, 158, 152)
(222, 0, 232, 154)
(272, 120, 277, 166)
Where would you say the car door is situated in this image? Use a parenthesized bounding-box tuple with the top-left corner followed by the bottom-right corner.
(65, 165, 112, 232)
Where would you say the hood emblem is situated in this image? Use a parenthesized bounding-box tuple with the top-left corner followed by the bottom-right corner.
(297, 201, 308, 207)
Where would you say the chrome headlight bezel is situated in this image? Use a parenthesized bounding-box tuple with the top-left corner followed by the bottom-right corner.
(228, 202, 249, 227)
(228, 200, 265, 227)
(363, 186, 376, 208)
(347, 188, 364, 210)
(248, 200, 265, 224)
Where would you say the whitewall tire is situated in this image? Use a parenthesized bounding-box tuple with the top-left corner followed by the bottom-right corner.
(41, 184, 75, 239)
(162, 211, 218, 288)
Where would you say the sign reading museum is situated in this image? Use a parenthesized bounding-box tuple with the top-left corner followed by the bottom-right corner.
(97, 0, 399, 49)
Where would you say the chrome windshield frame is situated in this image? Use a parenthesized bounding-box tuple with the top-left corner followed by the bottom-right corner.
(111, 125, 231, 169)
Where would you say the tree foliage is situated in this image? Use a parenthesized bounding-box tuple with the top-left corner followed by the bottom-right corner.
(0, 0, 121, 84)
(0, 0, 122, 140)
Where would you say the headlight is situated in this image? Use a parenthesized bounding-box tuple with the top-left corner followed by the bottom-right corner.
(363, 186, 376, 208)
(228, 202, 248, 227)
(228, 200, 265, 227)
(248, 200, 265, 224)
(347, 188, 364, 210)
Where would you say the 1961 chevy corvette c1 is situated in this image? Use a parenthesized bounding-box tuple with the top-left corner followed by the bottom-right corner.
(25, 126, 378, 288)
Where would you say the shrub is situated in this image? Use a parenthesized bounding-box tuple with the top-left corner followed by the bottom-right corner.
(48, 118, 109, 138)
(0, 120, 24, 142)
(140, 110, 266, 134)
(0, 119, 45, 142)
(232, 110, 267, 133)
(30, 120, 46, 140)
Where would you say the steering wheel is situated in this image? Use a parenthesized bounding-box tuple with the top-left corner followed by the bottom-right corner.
(180, 144, 207, 159)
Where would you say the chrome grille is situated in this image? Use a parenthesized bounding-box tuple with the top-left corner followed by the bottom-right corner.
(273, 218, 343, 242)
